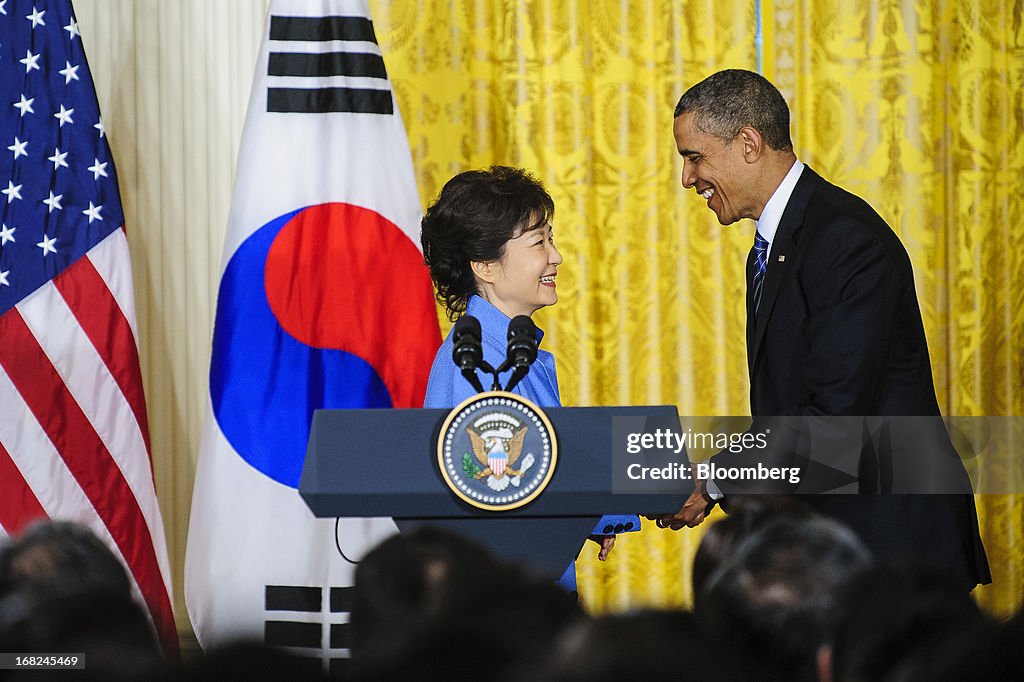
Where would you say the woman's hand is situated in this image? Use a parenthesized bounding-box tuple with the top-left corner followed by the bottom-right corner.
(587, 534, 616, 561)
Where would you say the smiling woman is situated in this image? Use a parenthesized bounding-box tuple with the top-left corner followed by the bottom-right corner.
(419, 166, 640, 590)
(419, 166, 562, 407)
(472, 219, 562, 319)
(420, 166, 558, 323)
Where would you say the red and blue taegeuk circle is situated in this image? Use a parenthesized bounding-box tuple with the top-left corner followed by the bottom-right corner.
(210, 203, 439, 487)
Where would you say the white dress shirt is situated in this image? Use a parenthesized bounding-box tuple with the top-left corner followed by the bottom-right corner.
(754, 159, 805, 260)
(705, 159, 805, 502)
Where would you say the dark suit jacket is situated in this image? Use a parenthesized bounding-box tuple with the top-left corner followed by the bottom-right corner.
(724, 165, 989, 589)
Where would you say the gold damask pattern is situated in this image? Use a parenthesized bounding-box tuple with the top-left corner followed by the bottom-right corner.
(766, 0, 1023, 618)
(372, 0, 1022, 617)
(372, 0, 756, 613)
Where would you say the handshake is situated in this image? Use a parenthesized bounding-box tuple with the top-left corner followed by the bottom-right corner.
(646, 478, 717, 531)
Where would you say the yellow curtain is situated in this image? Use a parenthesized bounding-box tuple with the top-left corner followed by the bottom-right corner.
(764, 0, 1024, 617)
(372, 0, 1023, 617)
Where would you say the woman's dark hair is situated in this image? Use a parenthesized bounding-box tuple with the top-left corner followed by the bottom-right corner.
(421, 166, 554, 320)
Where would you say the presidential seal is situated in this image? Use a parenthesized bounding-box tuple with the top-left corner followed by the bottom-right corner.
(437, 391, 557, 511)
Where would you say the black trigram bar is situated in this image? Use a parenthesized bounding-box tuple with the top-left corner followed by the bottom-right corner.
(330, 587, 355, 613)
(268, 52, 387, 79)
(330, 623, 352, 649)
(270, 16, 377, 43)
(265, 585, 322, 612)
(267, 87, 393, 114)
(265, 620, 321, 648)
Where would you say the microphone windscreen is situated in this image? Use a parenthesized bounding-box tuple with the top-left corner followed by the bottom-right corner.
(453, 314, 482, 343)
(452, 315, 483, 369)
(507, 315, 535, 339)
(506, 315, 538, 365)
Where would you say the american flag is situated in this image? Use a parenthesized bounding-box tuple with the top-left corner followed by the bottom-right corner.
(0, 0, 176, 655)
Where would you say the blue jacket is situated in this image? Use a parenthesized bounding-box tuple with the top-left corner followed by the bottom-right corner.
(425, 295, 560, 408)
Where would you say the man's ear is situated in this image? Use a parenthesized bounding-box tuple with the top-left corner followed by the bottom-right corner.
(470, 260, 495, 284)
(738, 126, 764, 162)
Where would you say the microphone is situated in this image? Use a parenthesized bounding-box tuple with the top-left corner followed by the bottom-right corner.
(503, 315, 538, 392)
(451, 316, 496, 392)
(452, 316, 485, 393)
(452, 316, 482, 369)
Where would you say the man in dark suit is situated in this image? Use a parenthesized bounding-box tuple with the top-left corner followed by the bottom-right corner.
(660, 69, 989, 590)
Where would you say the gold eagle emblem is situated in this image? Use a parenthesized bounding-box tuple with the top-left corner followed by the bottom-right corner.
(468, 425, 527, 479)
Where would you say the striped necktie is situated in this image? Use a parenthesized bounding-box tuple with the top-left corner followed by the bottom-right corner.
(752, 230, 769, 313)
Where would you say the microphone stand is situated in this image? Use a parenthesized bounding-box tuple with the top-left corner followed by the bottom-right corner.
(503, 363, 529, 393)
(460, 360, 499, 393)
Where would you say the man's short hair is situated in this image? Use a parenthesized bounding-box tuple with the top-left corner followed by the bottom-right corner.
(0, 520, 131, 598)
(674, 69, 793, 151)
(700, 516, 871, 681)
(691, 495, 815, 611)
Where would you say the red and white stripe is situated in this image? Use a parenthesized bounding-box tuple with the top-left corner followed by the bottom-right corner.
(0, 228, 177, 656)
